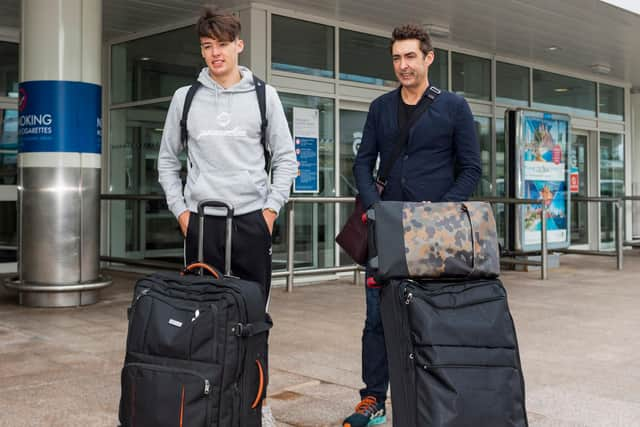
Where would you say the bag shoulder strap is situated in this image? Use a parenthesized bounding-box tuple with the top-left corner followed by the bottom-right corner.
(180, 81, 202, 167)
(253, 75, 270, 172)
(377, 86, 441, 186)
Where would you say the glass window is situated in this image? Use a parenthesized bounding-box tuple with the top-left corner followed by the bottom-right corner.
(339, 29, 395, 86)
(111, 26, 202, 104)
(570, 134, 588, 245)
(108, 102, 186, 259)
(430, 48, 448, 91)
(279, 93, 335, 269)
(600, 132, 624, 245)
(0, 108, 18, 185)
(338, 109, 368, 264)
(495, 118, 506, 244)
(532, 70, 596, 117)
(0, 201, 17, 250)
(473, 116, 492, 196)
(599, 84, 624, 121)
(496, 62, 529, 106)
(452, 53, 491, 101)
(0, 42, 19, 98)
(271, 15, 334, 78)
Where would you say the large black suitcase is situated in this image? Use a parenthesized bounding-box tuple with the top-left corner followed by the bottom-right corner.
(118, 200, 271, 427)
(380, 278, 528, 427)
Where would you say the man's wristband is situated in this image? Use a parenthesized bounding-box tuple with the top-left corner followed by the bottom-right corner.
(264, 207, 278, 216)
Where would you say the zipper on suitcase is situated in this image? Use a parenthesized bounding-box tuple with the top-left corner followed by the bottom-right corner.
(124, 362, 212, 396)
(419, 363, 517, 370)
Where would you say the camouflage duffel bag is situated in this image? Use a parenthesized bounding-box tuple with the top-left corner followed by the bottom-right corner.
(367, 201, 500, 281)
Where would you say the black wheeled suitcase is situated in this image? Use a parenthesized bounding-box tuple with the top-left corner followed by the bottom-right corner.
(380, 278, 528, 427)
(118, 200, 271, 427)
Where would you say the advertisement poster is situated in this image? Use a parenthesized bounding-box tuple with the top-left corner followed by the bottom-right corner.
(518, 113, 569, 249)
(293, 107, 319, 193)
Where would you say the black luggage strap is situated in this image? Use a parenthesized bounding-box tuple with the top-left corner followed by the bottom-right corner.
(180, 81, 202, 168)
(253, 75, 271, 173)
(376, 86, 441, 189)
(180, 75, 269, 172)
(233, 316, 273, 337)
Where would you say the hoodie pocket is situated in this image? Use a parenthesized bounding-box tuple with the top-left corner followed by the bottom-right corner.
(191, 170, 263, 207)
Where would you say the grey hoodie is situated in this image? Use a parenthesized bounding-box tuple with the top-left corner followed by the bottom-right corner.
(158, 67, 297, 217)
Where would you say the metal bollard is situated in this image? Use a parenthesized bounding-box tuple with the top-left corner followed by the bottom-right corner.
(616, 200, 623, 270)
(541, 204, 548, 280)
(286, 202, 295, 293)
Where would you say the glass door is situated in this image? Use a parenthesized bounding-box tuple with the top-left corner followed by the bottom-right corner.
(570, 133, 589, 245)
(599, 132, 624, 247)
(338, 107, 368, 265)
(0, 104, 18, 270)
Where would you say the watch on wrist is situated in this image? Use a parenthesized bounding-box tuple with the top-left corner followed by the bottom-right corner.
(265, 208, 278, 216)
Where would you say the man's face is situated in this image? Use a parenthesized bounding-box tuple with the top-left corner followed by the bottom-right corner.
(391, 39, 434, 89)
(200, 35, 244, 79)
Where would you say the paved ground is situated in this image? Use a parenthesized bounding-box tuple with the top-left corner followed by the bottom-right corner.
(1, 251, 640, 426)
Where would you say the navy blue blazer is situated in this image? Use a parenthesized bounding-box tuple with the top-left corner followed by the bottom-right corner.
(353, 87, 482, 209)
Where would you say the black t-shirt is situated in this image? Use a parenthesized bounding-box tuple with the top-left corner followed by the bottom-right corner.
(398, 93, 421, 129)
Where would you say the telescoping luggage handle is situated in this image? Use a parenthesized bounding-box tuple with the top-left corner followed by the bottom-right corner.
(183, 199, 234, 278)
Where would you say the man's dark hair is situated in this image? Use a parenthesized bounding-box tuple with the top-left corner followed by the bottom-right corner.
(390, 24, 433, 57)
(197, 6, 241, 42)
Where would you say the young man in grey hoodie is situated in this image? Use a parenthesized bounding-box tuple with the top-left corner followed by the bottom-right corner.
(158, 10, 295, 423)
(158, 7, 296, 300)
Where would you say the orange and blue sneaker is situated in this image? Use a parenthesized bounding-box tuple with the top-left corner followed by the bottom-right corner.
(342, 396, 386, 426)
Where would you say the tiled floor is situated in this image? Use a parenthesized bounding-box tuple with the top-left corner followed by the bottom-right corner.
(1, 252, 640, 426)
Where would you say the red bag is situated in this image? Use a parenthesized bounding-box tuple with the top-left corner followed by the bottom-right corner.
(335, 196, 369, 265)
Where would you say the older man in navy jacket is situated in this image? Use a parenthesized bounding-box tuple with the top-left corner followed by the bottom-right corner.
(343, 24, 481, 427)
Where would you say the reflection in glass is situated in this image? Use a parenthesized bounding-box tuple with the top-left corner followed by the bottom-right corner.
(452, 53, 491, 101)
(600, 133, 624, 245)
(339, 29, 395, 86)
(0, 201, 17, 249)
(111, 26, 202, 104)
(272, 15, 334, 78)
(338, 109, 368, 264)
(0, 108, 18, 185)
(532, 70, 596, 117)
(473, 116, 492, 196)
(495, 118, 506, 244)
(599, 84, 624, 121)
(570, 134, 588, 245)
(430, 48, 449, 91)
(279, 93, 335, 270)
(496, 62, 529, 106)
(0, 42, 19, 98)
(108, 102, 186, 260)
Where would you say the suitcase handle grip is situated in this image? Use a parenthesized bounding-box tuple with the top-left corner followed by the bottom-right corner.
(183, 262, 222, 279)
(250, 359, 265, 409)
(197, 200, 235, 276)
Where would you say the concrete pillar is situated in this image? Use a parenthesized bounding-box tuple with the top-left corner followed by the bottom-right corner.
(8, 0, 111, 307)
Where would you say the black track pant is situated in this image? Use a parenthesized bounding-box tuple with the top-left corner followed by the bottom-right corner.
(185, 210, 272, 299)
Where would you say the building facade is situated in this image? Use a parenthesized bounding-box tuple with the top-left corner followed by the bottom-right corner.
(1, 0, 639, 276)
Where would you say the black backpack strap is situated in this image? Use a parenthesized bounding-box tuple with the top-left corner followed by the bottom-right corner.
(253, 75, 270, 172)
(180, 81, 202, 167)
(376, 85, 441, 187)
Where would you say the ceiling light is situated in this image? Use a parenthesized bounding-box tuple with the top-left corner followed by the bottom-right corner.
(554, 88, 569, 93)
(547, 46, 560, 51)
(591, 63, 611, 74)
(423, 24, 450, 38)
(140, 57, 151, 61)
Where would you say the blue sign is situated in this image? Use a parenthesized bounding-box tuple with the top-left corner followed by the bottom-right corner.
(18, 80, 101, 153)
(294, 137, 318, 192)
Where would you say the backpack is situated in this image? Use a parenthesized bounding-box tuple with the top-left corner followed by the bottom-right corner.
(179, 75, 270, 172)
